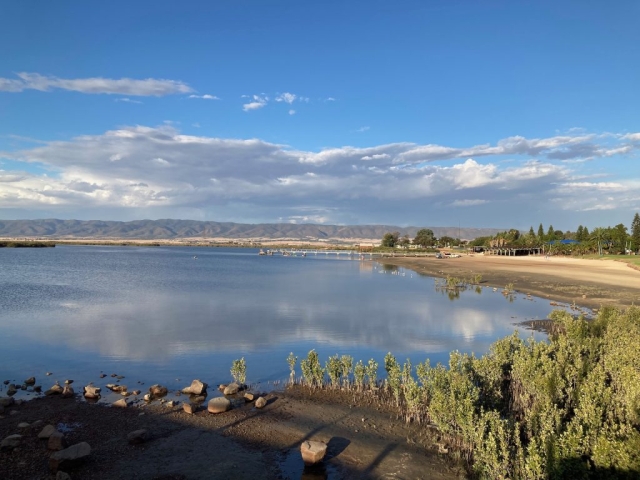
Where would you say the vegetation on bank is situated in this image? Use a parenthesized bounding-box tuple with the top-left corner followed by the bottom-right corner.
(0, 241, 55, 248)
(282, 307, 640, 479)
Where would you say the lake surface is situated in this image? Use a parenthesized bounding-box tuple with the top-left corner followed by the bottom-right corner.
(0, 246, 566, 400)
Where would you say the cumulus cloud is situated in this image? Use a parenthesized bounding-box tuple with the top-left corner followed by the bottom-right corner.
(188, 94, 219, 100)
(0, 126, 637, 223)
(288, 109, 296, 115)
(275, 92, 296, 104)
(0, 72, 193, 96)
(242, 94, 268, 111)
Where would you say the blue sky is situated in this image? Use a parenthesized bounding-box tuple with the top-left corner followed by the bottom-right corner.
(0, 1, 639, 231)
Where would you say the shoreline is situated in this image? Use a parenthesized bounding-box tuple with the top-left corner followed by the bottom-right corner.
(375, 254, 640, 310)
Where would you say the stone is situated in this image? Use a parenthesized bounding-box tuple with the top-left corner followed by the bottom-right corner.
(149, 384, 168, 399)
(9, 410, 18, 416)
(182, 379, 208, 395)
(300, 440, 328, 465)
(132, 390, 141, 396)
(191, 394, 207, 404)
(143, 394, 151, 402)
(0, 396, 14, 407)
(121, 391, 132, 397)
(113, 399, 128, 408)
(39, 424, 57, 439)
(48, 431, 65, 451)
(2, 380, 8, 385)
(106, 384, 127, 393)
(243, 392, 255, 402)
(61, 386, 74, 398)
(17, 422, 30, 430)
(255, 396, 267, 409)
(1, 434, 22, 450)
(166, 400, 177, 407)
(83, 385, 101, 399)
(183, 403, 196, 414)
(218, 384, 227, 392)
(99, 373, 106, 378)
(45, 383, 64, 396)
(127, 429, 148, 445)
(64, 379, 73, 385)
(34, 385, 42, 392)
(207, 397, 231, 414)
(223, 383, 239, 395)
(46, 372, 52, 376)
(24, 377, 36, 386)
(7, 384, 17, 396)
(56, 472, 71, 480)
(49, 442, 91, 472)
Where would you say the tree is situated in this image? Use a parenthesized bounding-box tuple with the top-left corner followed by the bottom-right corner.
(439, 236, 455, 247)
(413, 228, 435, 248)
(537, 223, 545, 240)
(576, 225, 585, 242)
(611, 223, 628, 254)
(632, 213, 640, 252)
(590, 227, 607, 256)
(547, 225, 555, 241)
(398, 234, 410, 249)
(528, 226, 535, 237)
(381, 231, 400, 248)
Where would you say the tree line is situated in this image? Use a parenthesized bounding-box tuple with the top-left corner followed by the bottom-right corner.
(468, 212, 640, 255)
(381, 228, 462, 249)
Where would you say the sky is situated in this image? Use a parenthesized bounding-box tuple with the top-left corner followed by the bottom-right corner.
(0, 1, 639, 231)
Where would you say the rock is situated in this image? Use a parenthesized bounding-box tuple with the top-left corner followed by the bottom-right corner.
(191, 394, 207, 404)
(223, 383, 239, 395)
(132, 390, 141, 396)
(45, 383, 64, 396)
(24, 377, 36, 386)
(300, 440, 328, 465)
(46, 372, 52, 376)
(17, 422, 30, 430)
(117, 375, 125, 380)
(2, 380, 8, 385)
(64, 379, 74, 385)
(255, 396, 267, 409)
(113, 399, 128, 408)
(34, 385, 42, 393)
(15, 399, 24, 406)
(99, 373, 106, 378)
(218, 384, 227, 392)
(83, 385, 101, 399)
(0, 396, 14, 407)
(9, 410, 18, 416)
(49, 442, 91, 472)
(207, 397, 231, 414)
(62, 386, 74, 398)
(111, 373, 117, 377)
(56, 472, 71, 480)
(183, 403, 196, 414)
(32, 420, 43, 427)
(127, 429, 148, 445)
(21, 384, 27, 390)
(48, 431, 65, 451)
(149, 384, 168, 399)
(7, 384, 17, 396)
(243, 392, 255, 402)
(182, 379, 208, 395)
(1, 434, 22, 450)
(39, 424, 57, 439)
(106, 384, 127, 393)
(166, 400, 177, 408)
(121, 391, 132, 397)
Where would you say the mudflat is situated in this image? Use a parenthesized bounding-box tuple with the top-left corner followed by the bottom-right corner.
(377, 254, 640, 309)
(0, 387, 463, 479)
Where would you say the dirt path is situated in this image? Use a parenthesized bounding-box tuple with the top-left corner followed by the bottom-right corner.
(0, 387, 463, 479)
(377, 255, 640, 309)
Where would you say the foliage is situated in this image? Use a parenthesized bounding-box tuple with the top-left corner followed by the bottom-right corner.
(366, 358, 378, 389)
(340, 355, 353, 387)
(287, 306, 640, 478)
(381, 231, 400, 247)
(326, 354, 343, 388)
(287, 352, 297, 383)
(300, 349, 324, 388)
(632, 213, 640, 251)
(230, 357, 246, 384)
(414, 228, 435, 248)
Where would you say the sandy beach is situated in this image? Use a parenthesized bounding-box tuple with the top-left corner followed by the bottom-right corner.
(376, 254, 640, 310)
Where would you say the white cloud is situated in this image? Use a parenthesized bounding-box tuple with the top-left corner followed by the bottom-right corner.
(115, 98, 142, 104)
(288, 109, 296, 115)
(275, 92, 296, 104)
(242, 94, 268, 111)
(188, 94, 220, 100)
(1, 126, 638, 225)
(357, 126, 370, 133)
(0, 72, 193, 96)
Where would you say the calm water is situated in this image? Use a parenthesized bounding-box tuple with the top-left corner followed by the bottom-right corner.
(0, 246, 563, 400)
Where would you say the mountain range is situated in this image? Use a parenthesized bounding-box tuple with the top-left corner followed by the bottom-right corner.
(0, 219, 502, 241)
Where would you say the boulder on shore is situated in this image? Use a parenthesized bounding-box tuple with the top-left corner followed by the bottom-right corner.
(255, 396, 267, 409)
(61, 386, 74, 398)
(24, 377, 36, 386)
(149, 384, 168, 399)
(48, 431, 65, 451)
(207, 397, 231, 414)
(83, 385, 101, 399)
(49, 442, 91, 472)
(113, 399, 128, 408)
(1, 434, 22, 451)
(223, 383, 240, 395)
(45, 383, 64, 396)
(300, 440, 328, 465)
(0, 396, 14, 408)
(181, 379, 208, 395)
(38, 424, 57, 439)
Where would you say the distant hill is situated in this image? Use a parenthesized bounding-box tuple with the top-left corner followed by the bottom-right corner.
(0, 219, 502, 241)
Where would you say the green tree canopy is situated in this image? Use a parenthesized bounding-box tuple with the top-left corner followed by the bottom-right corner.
(413, 228, 435, 248)
(381, 231, 400, 248)
(537, 223, 544, 240)
(632, 212, 640, 251)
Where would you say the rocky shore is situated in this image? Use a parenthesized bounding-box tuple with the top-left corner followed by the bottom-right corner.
(0, 378, 463, 479)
